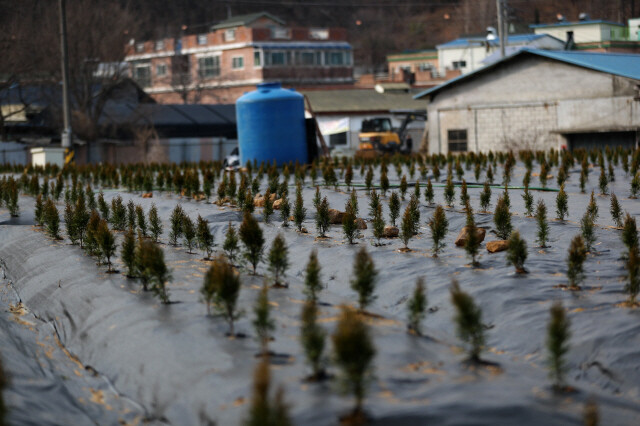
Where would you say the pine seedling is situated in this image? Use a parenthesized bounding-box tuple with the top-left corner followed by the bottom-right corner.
(97, 220, 117, 272)
(279, 193, 290, 227)
(459, 179, 469, 209)
(433, 162, 441, 181)
(399, 175, 408, 200)
(547, 301, 570, 391)
(263, 188, 274, 223)
(126, 199, 136, 230)
(407, 277, 427, 335)
(216, 180, 227, 204)
(196, 215, 214, 259)
(567, 235, 587, 289)
(34, 194, 44, 226)
(587, 190, 598, 220)
(331, 306, 375, 418)
(536, 199, 549, 247)
(73, 196, 90, 248)
(372, 204, 385, 246)
(598, 167, 608, 195)
(240, 211, 265, 274)
(380, 169, 389, 195)
(223, 221, 240, 264)
(444, 175, 455, 207)
(414, 179, 421, 200)
(97, 191, 109, 221)
(583, 398, 599, 426)
(85, 211, 101, 258)
(493, 195, 512, 240)
(368, 189, 380, 218)
(313, 186, 321, 210)
(479, 181, 491, 212)
(581, 211, 596, 252)
(110, 195, 126, 231)
(254, 286, 275, 355)
(522, 185, 534, 216)
(293, 183, 306, 232)
(610, 193, 623, 228)
(507, 230, 528, 273)
(399, 205, 414, 250)
(450, 280, 485, 362)
(625, 244, 640, 306)
(182, 214, 196, 253)
(136, 205, 147, 237)
(316, 196, 330, 238)
(348, 189, 359, 217)
(350, 247, 378, 311)
(408, 194, 420, 235)
(424, 178, 434, 205)
(630, 172, 640, 199)
(148, 204, 162, 243)
(429, 205, 448, 257)
(539, 162, 549, 188)
(342, 205, 358, 245)
(464, 204, 481, 266)
(136, 239, 172, 302)
(122, 228, 136, 277)
(168, 204, 185, 246)
(243, 189, 255, 214)
(579, 169, 587, 193)
(304, 250, 323, 302)
(373, 181, 392, 222)
(622, 213, 639, 251)
(268, 234, 289, 286)
(556, 185, 568, 221)
(486, 164, 494, 184)
(44, 199, 61, 239)
(209, 256, 242, 335)
(6, 178, 18, 217)
(300, 300, 327, 380)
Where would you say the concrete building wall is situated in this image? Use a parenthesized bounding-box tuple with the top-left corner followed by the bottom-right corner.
(426, 55, 640, 154)
(533, 23, 627, 43)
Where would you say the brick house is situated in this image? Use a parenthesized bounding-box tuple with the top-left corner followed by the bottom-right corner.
(124, 12, 354, 104)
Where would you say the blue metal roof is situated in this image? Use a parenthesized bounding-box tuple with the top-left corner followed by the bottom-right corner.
(530, 19, 624, 29)
(414, 48, 640, 100)
(437, 34, 546, 49)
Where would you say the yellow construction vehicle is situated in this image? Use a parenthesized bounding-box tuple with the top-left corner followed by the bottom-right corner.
(355, 109, 426, 159)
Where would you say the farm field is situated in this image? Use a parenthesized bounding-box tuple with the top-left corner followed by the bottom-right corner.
(1, 150, 640, 425)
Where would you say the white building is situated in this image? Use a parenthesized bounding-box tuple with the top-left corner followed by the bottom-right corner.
(437, 34, 564, 75)
(415, 49, 640, 154)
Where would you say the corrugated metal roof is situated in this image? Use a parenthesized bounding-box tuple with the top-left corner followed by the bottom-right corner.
(437, 34, 546, 49)
(301, 89, 425, 113)
(414, 48, 640, 100)
(530, 19, 624, 29)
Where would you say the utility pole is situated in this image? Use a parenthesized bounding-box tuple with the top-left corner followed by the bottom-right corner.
(496, 0, 506, 58)
(58, 0, 72, 150)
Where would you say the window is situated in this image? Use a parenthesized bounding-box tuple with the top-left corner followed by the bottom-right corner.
(270, 27, 290, 39)
(452, 60, 467, 70)
(270, 51, 286, 65)
(232, 56, 244, 69)
(197, 34, 208, 45)
(300, 52, 315, 65)
(309, 28, 329, 40)
(325, 51, 344, 66)
(419, 63, 433, 71)
(224, 29, 236, 41)
(254, 50, 261, 67)
(135, 43, 145, 53)
(329, 132, 348, 146)
(155, 40, 165, 51)
(198, 56, 220, 78)
(448, 129, 468, 152)
(133, 65, 151, 88)
(156, 63, 167, 77)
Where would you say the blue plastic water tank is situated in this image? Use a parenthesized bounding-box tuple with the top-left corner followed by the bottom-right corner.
(236, 82, 308, 166)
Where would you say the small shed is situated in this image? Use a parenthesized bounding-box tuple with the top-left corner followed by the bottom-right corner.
(414, 48, 640, 154)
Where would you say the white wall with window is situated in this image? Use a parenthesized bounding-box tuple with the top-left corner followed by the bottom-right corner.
(197, 55, 220, 78)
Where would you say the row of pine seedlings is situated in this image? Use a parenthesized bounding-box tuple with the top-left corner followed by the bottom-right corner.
(0, 146, 637, 423)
